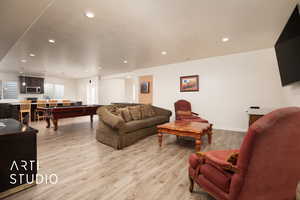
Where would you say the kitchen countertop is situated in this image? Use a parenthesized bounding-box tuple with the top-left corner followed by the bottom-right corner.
(0, 100, 81, 105)
(9, 101, 81, 105)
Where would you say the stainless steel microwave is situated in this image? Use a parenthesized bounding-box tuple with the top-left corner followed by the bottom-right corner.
(26, 87, 41, 94)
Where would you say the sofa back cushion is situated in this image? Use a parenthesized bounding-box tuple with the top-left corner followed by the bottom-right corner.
(129, 106, 142, 120)
(140, 104, 155, 119)
(119, 107, 133, 122)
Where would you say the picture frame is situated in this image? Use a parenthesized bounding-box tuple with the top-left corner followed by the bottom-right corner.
(180, 75, 199, 92)
(140, 81, 150, 93)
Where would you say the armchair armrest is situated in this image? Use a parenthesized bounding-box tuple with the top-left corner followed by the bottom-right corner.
(97, 107, 125, 129)
(192, 112, 199, 116)
(197, 150, 240, 173)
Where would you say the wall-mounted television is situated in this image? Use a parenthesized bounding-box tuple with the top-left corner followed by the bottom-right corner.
(275, 5, 300, 86)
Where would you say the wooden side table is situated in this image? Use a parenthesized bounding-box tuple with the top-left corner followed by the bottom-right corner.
(157, 121, 212, 152)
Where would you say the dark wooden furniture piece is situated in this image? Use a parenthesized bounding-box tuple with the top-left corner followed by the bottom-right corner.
(37, 105, 101, 131)
(248, 114, 264, 126)
(247, 108, 273, 127)
(0, 119, 38, 199)
(157, 121, 212, 152)
(0, 103, 12, 119)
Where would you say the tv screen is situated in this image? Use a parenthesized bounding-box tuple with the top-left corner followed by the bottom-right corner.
(275, 5, 300, 86)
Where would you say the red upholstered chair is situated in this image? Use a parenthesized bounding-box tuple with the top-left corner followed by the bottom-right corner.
(174, 100, 208, 123)
(189, 107, 300, 200)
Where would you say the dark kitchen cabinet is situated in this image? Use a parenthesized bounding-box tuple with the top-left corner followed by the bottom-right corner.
(19, 76, 44, 94)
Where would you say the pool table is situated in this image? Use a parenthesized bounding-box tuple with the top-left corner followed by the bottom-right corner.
(37, 105, 102, 131)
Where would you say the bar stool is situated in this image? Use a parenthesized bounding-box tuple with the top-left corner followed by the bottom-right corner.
(35, 100, 47, 121)
(48, 100, 58, 108)
(62, 100, 71, 107)
(19, 100, 31, 123)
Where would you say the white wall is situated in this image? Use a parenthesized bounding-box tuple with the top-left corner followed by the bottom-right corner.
(101, 48, 286, 131)
(99, 78, 126, 105)
(76, 76, 99, 105)
(0, 72, 77, 100)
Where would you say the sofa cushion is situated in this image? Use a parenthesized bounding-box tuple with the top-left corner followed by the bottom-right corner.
(129, 106, 142, 120)
(119, 107, 133, 122)
(140, 104, 155, 119)
(120, 116, 169, 134)
(200, 164, 232, 193)
(106, 105, 122, 117)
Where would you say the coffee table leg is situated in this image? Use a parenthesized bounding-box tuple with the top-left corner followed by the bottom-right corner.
(195, 138, 202, 152)
(158, 132, 163, 147)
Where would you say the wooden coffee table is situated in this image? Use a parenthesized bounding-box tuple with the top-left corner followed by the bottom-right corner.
(157, 121, 213, 152)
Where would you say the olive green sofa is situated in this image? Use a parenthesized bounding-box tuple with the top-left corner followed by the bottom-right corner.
(96, 104, 172, 149)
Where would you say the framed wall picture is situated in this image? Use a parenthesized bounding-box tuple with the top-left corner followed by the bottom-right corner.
(180, 75, 199, 92)
(140, 81, 150, 93)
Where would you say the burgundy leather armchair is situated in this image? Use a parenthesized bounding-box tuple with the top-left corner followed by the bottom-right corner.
(174, 100, 208, 123)
(189, 107, 300, 200)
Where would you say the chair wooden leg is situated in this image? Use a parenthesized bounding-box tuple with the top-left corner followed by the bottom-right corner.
(189, 176, 194, 193)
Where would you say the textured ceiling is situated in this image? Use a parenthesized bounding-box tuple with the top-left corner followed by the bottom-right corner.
(0, 0, 298, 79)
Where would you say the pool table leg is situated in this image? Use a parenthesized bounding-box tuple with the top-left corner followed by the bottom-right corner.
(45, 118, 51, 128)
(52, 119, 58, 131)
(90, 115, 94, 128)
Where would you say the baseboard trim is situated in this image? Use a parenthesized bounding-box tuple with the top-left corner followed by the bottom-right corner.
(214, 127, 247, 133)
(0, 181, 36, 199)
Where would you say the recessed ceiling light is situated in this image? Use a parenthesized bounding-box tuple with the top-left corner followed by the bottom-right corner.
(126, 75, 132, 79)
(84, 70, 88, 72)
(48, 39, 55, 43)
(161, 51, 167, 55)
(98, 67, 102, 70)
(21, 59, 27, 63)
(85, 11, 95, 18)
(29, 53, 35, 57)
(19, 71, 24, 74)
(123, 60, 128, 64)
(222, 37, 229, 42)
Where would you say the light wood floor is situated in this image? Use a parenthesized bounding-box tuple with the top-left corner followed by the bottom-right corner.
(4, 117, 245, 200)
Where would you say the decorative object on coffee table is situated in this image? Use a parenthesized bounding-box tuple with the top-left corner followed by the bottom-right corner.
(140, 81, 150, 93)
(180, 75, 199, 92)
(157, 121, 212, 152)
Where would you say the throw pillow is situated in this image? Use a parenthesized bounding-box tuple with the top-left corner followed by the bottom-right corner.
(106, 105, 122, 118)
(140, 104, 155, 119)
(119, 107, 133, 122)
(129, 106, 142, 120)
(227, 153, 239, 166)
(177, 110, 192, 116)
